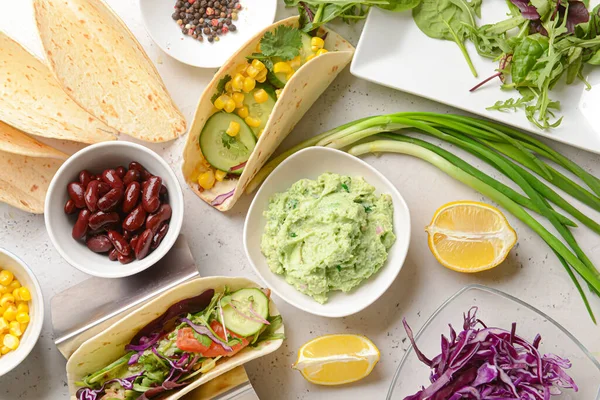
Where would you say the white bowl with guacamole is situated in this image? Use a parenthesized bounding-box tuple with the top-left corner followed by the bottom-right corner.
(244, 147, 411, 317)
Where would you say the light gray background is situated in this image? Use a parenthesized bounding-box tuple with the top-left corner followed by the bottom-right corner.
(0, 1, 599, 399)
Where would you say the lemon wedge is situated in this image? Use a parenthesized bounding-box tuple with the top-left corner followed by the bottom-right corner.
(426, 201, 517, 273)
(292, 334, 380, 385)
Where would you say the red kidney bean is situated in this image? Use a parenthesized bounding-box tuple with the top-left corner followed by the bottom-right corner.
(84, 180, 100, 212)
(98, 187, 124, 212)
(122, 203, 146, 232)
(135, 229, 153, 260)
(123, 169, 141, 186)
(123, 230, 132, 241)
(146, 204, 172, 234)
(122, 182, 141, 214)
(64, 199, 76, 215)
(129, 162, 152, 181)
(142, 176, 162, 213)
(115, 166, 126, 178)
(72, 209, 91, 239)
(108, 248, 119, 261)
(130, 234, 140, 251)
(67, 182, 86, 208)
(107, 230, 132, 256)
(86, 235, 113, 253)
(88, 211, 119, 231)
(98, 182, 111, 197)
(151, 223, 169, 249)
(101, 169, 124, 189)
(79, 170, 94, 188)
(118, 252, 135, 264)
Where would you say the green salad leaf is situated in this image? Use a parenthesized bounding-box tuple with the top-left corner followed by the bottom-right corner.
(211, 75, 231, 104)
(260, 25, 303, 61)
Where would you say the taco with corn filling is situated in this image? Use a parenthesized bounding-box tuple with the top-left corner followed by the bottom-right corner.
(68, 277, 284, 400)
(182, 16, 354, 211)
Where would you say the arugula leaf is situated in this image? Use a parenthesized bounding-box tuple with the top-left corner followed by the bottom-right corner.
(487, 95, 534, 112)
(260, 25, 303, 61)
(211, 75, 231, 104)
(251, 315, 285, 346)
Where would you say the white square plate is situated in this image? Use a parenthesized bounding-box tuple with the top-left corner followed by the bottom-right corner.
(351, 3, 600, 154)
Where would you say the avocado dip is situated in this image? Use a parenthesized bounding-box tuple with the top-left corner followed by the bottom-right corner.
(261, 173, 395, 303)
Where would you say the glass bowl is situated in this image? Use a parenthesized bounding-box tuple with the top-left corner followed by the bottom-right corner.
(387, 284, 600, 399)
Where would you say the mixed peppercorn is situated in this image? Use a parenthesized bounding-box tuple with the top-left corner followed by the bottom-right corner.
(172, 0, 242, 43)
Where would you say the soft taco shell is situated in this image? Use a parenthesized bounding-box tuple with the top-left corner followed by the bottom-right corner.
(0, 32, 115, 144)
(33, 0, 186, 142)
(0, 121, 67, 160)
(66, 276, 284, 400)
(0, 151, 63, 214)
(182, 16, 354, 211)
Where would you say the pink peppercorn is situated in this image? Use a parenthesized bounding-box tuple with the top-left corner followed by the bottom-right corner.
(188, 28, 194, 35)
(211, 19, 219, 26)
(222, 26, 229, 34)
(188, 0, 196, 3)
(235, 3, 241, 9)
(206, 7, 214, 15)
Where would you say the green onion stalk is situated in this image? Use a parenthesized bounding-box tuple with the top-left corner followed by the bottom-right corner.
(247, 113, 600, 321)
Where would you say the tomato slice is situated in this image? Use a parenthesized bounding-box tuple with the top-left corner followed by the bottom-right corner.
(176, 320, 249, 358)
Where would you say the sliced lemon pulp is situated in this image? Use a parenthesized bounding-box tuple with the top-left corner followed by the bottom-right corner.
(426, 201, 517, 273)
(293, 334, 380, 385)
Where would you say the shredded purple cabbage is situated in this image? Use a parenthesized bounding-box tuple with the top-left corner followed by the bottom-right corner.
(403, 307, 578, 400)
(180, 317, 233, 352)
(210, 189, 235, 207)
(76, 373, 141, 400)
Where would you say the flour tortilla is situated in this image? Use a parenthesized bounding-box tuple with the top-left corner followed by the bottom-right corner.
(0, 121, 67, 160)
(182, 16, 355, 211)
(0, 32, 115, 144)
(66, 277, 284, 400)
(0, 151, 63, 214)
(33, 0, 186, 142)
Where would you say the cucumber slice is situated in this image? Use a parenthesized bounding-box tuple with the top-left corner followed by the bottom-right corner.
(299, 32, 314, 61)
(243, 87, 276, 136)
(221, 288, 269, 337)
(267, 70, 287, 89)
(199, 112, 256, 174)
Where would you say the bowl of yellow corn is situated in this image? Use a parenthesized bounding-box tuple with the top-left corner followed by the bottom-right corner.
(0, 248, 43, 376)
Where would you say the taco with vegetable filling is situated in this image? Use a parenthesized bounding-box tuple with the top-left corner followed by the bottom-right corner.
(182, 16, 354, 211)
(68, 277, 284, 400)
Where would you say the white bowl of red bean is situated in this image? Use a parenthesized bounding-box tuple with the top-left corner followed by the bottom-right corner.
(138, 0, 277, 68)
(44, 142, 184, 278)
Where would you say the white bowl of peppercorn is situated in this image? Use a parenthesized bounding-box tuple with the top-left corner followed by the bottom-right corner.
(44, 142, 184, 279)
(139, 0, 277, 68)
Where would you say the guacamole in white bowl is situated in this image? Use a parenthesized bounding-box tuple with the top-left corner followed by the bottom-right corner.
(261, 173, 396, 303)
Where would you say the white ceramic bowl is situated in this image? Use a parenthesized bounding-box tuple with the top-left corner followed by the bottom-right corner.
(244, 147, 411, 317)
(0, 249, 44, 377)
(44, 142, 184, 278)
(138, 0, 277, 68)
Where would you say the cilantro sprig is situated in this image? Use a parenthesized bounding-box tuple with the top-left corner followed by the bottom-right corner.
(260, 25, 303, 61)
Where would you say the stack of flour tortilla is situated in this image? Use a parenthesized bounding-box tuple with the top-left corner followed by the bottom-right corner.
(0, 0, 186, 214)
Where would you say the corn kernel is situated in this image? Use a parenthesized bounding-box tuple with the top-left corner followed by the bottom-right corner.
(0, 270, 13, 286)
(1, 346, 10, 355)
(3, 305, 16, 322)
(273, 62, 292, 74)
(18, 287, 30, 302)
(290, 56, 302, 70)
(20, 323, 28, 332)
(224, 81, 233, 93)
(317, 49, 329, 56)
(213, 95, 227, 110)
(224, 98, 236, 113)
(242, 77, 256, 93)
(232, 92, 245, 108)
(215, 170, 227, 182)
(255, 42, 261, 52)
(0, 318, 8, 334)
(198, 170, 216, 190)
(232, 73, 245, 91)
(16, 302, 28, 314)
(256, 68, 268, 83)
(0, 285, 9, 295)
(16, 312, 29, 324)
(253, 89, 269, 104)
(246, 65, 259, 78)
(305, 54, 317, 63)
(258, 128, 264, 137)
(275, 89, 283, 98)
(9, 321, 22, 337)
(13, 288, 21, 301)
(3, 334, 19, 350)
(245, 116, 261, 128)
(251, 59, 265, 72)
(226, 121, 241, 137)
(0, 294, 14, 308)
(311, 36, 325, 50)
(237, 106, 249, 119)
(286, 71, 295, 81)
(8, 280, 20, 290)
(0, 306, 4, 317)
(235, 63, 248, 74)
